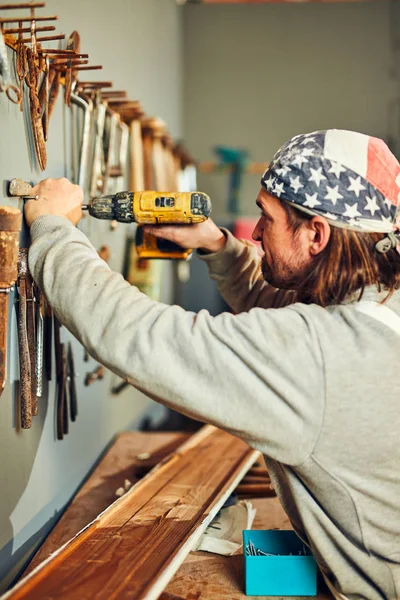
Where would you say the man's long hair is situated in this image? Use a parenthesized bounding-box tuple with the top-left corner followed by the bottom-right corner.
(282, 203, 400, 307)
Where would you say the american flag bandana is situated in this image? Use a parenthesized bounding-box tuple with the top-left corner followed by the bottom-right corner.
(261, 130, 400, 234)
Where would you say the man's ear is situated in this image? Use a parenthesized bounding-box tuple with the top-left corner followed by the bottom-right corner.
(307, 216, 331, 256)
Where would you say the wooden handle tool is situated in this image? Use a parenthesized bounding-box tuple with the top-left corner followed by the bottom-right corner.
(17, 249, 32, 428)
(54, 316, 65, 440)
(67, 342, 77, 421)
(0, 207, 22, 398)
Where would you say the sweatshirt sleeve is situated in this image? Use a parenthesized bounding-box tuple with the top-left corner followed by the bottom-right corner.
(29, 216, 325, 465)
(198, 229, 296, 313)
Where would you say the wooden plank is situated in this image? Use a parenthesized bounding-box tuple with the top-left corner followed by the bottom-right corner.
(22, 431, 189, 577)
(5, 426, 259, 600)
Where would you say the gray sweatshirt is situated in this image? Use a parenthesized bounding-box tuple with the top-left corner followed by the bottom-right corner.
(29, 216, 400, 600)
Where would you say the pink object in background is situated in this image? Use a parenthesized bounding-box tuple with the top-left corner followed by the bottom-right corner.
(233, 218, 263, 256)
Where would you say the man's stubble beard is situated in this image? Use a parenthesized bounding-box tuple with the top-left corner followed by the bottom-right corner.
(260, 251, 311, 290)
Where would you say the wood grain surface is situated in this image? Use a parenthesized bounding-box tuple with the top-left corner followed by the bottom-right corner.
(22, 431, 189, 576)
(8, 427, 259, 600)
(13, 431, 334, 600)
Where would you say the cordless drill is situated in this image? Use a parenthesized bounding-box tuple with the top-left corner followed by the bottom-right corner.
(7, 180, 212, 259)
(82, 190, 211, 259)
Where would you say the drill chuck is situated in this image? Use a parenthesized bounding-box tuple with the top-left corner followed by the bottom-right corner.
(84, 192, 135, 223)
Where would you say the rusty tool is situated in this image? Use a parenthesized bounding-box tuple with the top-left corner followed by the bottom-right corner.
(54, 316, 67, 439)
(0, 15, 58, 24)
(24, 252, 38, 415)
(67, 342, 77, 421)
(84, 365, 104, 386)
(25, 46, 47, 170)
(69, 65, 102, 72)
(17, 249, 32, 428)
(70, 90, 93, 191)
(61, 343, 68, 435)
(40, 55, 49, 140)
(0, 3, 45, 9)
(4, 25, 56, 34)
(37, 49, 87, 56)
(64, 30, 80, 107)
(0, 207, 22, 399)
(19, 33, 65, 43)
(79, 81, 112, 89)
(111, 380, 129, 395)
(15, 25, 27, 111)
(29, 11, 38, 55)
(90, 94, 107, 196)
(39, 57, 62, 122)
(52, 59, 88, 67)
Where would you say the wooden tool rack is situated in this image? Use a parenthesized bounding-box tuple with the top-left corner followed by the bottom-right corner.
(6, 429, 333, 600)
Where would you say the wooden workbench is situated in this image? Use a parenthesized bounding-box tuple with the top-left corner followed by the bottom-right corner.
(19, 432, 333, 600)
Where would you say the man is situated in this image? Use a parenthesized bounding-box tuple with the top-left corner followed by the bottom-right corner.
(25, 130, 400, 599)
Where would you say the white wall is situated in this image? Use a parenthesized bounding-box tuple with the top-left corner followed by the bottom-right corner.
(183, 1, 396, 221)
(0, 0, 183, 590)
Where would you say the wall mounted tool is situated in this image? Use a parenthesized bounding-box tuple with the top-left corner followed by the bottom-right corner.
(0, 206, 21, 399)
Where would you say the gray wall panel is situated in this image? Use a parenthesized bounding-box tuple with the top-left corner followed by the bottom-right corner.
(0, 0, 183, 590)
(183, 2, 395, 220)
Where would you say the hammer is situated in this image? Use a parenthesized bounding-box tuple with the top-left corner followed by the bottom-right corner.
(7, 178, 38, 199)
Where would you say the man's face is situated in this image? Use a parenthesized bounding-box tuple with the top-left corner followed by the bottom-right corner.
(252, 188, 313, 289)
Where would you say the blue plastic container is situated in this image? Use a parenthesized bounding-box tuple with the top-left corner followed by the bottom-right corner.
(243, 530, 317, 596)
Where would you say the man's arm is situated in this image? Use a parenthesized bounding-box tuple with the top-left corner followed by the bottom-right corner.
(29, 215, 323, 465)
(25, 179, 324, 465)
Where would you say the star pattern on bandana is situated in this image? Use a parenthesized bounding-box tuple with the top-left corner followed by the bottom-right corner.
(364, 195, 379, 215)
(262, 131, 397, 230)
(347, 176, 366, 198)
(290, 176, 304, 193)
(325, 185, 343, 205)
(304, 193, 320, 208)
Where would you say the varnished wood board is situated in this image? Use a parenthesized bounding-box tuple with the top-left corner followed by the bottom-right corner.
(5, 426, 260, 600)
(22, 431, 189, 577)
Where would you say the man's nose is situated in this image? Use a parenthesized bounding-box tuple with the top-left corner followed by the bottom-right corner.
(252, 218, 262, 242)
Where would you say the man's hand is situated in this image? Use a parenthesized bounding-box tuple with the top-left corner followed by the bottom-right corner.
(143, 218, 226, 254)
(24, 177, 83, 227)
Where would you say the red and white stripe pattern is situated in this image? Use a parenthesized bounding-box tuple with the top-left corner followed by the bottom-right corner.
(262, 129, 400, 233)
(324, 130, 400, 208)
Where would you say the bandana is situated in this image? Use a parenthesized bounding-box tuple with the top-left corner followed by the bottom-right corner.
(261, 130, 400, 243)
